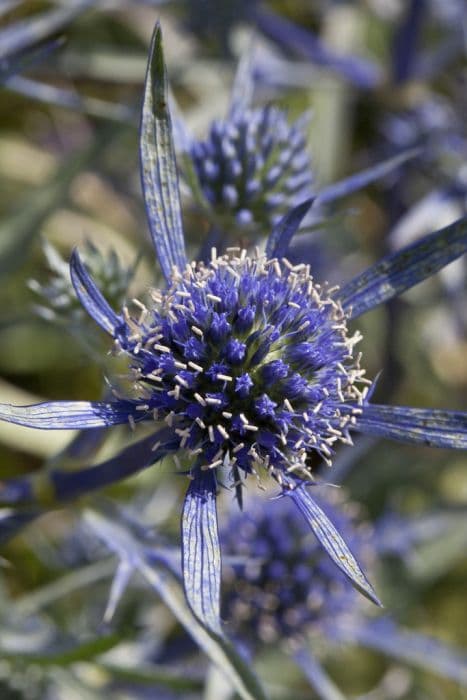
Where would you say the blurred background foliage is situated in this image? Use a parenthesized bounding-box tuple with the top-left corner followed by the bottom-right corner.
(0, 1, 466, 698)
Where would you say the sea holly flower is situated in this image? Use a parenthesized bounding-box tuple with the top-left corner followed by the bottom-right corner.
(0, 23, 467, 637)
(188, 98, 314, 235)
(222, 489, 372, 645)
(221, 489, 467, 695)
(180, 51, 416, 250)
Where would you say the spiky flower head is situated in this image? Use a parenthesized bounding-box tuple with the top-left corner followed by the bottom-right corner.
(190, 107, 313, 236)
(222, 490, 371, 644)
(118, 248, 365, 485)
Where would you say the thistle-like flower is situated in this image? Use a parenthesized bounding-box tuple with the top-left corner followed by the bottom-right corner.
(189, 103, 313, 233)
(182, 51, 417, 251)
(222, 489, 371, 644)
(0, 24, 467, 637)
(221, 490, 467, 693)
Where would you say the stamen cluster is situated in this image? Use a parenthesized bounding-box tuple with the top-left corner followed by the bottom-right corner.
(190, 107, 314, 232)
(116, 249, 369, 488)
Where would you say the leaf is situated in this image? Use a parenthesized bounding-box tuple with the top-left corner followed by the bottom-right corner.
(182, 470, 222, 635)
(140, 22, 187, 281)
(229, 42, 255, 117)
(316, 149, 420, 206)
(12, 559, 115, 618)
(355, 404, 467, 449)
(0, 634, 121, 666)
(139, 558, 269, 700)
(0, 0, 94, 61)
(98, 662, 203, 692)
(265, 199, 315, 259)
(0, 429, 179, 506)
(293, 647, 346, 700)
(5, 76, 135, 123)
(204, 663, 235, 700)
(332, 617, 467, 686)
(338, 215, 467, 319)
(0, 400, 138, 430)
(70, 248, 121, 336)
(252, 6, 381, 88)
(85, 508, 269, 700)
(288, 486, 381, 606)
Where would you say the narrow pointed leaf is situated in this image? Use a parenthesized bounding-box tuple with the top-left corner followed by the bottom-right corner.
(252, 6, 381, 88)
(13, 560, 115, 618)
(332, 618, 467, 686)
(142, 561, 268, 700)
(140, 23, 187, 281)
(0, 39, 60, 83)
(293, 647, 346, 700)
(6, 76, 135, 123)
(355, 404, 467, 449)
(0, 400, 140, 430)
(51, 428, 179, 502)
(103, 560, 134, 623)
(339, 215, 467, 318)
(288, 486, 381, 606)
(0, 634, 121, 666)
(70, 248, 121, 336)
(182, 470, 222, 635)
(391, 0, 426, 84)
(265, 198, 314, 258)
(0, 0, 94, 61)
(375, 510, 467, 580)
(316, 149, 420, 206)
(0, 429, 179, 506)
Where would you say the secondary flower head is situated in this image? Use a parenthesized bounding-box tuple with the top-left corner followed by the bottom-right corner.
(30, 239, 136, 328)
(1, 24, 467, 638)
(190, 106, 313, 232)
(222, 490, 370, 644)
(220, 492, 467, 695)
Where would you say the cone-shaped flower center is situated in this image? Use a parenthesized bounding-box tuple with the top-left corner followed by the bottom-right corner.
(118, 249, 369, 486)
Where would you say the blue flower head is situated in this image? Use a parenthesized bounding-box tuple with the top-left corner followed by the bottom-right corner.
(190, 103, 313, 233)
(1, 24, 467, 638)
(115, 248, 366, 487)
(222, 490, 371, 644)
(220, 492, 467, 694)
